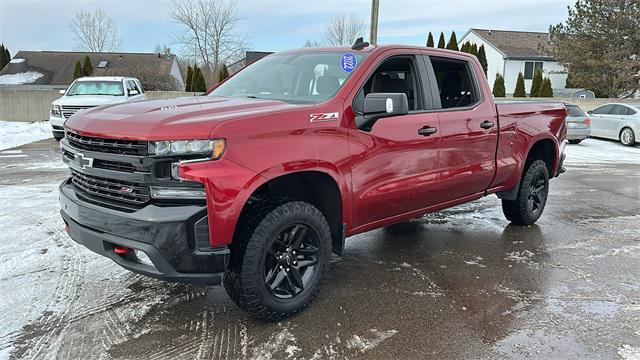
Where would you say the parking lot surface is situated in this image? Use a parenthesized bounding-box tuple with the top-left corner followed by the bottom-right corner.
(1, 138, 639, 359)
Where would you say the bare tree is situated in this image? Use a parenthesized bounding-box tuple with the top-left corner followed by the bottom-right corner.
(70, 9, 121, 52)
(324, 15, 366, 46)
(169, 0, 247, 73)
(303, 39, 323, 48)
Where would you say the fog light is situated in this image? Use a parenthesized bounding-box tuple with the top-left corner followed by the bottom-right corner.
(134, 249, 155, 267)
(150, 186, 206, 199)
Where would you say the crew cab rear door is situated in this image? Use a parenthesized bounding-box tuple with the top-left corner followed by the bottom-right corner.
(347, 50, 441, 230)
(422, 52, 499, 203)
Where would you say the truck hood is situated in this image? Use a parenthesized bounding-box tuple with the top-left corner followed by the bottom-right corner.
(64, 96, 297, 140)
(53, 95, 129, 107)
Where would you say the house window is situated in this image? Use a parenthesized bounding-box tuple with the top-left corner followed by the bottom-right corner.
(524, 61, 543, 79)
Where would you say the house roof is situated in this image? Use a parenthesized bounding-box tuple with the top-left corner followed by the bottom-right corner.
(0, 51, 178, 85)
(467, 29, 555, 60)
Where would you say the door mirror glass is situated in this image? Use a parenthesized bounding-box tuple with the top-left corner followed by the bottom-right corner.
(128, 89, 139, 96)
(356, 92, 409, 131)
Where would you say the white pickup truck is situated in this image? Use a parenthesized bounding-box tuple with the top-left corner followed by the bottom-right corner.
(50, 76, 147, 140)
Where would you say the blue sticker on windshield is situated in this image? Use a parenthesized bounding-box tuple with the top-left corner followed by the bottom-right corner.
(340, 53, 357, 73)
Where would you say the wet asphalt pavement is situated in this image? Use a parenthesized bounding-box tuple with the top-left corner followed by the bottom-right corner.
(1, 138, 639, 359)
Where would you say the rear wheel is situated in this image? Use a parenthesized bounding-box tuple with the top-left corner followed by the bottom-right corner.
(620, 127, 636, 146)
(568, 139, 582, 144)
(224, 199, 331, 320)
(502, 159, 549, 225)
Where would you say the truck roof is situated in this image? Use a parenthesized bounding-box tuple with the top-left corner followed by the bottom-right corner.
(279, 44, 474, 57)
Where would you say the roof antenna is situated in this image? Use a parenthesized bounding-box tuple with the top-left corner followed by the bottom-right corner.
(351, 37, 369, 50)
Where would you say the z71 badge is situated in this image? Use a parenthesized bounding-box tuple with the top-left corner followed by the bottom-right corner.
(309, 112, 339, 122)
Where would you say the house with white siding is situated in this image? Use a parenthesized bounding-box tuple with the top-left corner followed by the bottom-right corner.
(459, 29, 567, 95)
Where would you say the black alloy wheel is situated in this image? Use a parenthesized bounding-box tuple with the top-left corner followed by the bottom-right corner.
(264, 224, 319, 299)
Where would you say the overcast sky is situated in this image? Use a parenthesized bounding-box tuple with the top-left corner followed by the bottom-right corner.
(0, 0, 575, 56)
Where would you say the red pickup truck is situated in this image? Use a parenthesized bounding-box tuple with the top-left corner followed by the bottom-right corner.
(59, 43, 566, 320)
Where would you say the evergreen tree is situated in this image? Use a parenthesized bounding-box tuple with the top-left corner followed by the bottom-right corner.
(426, 32, 434, 47)
(218, 64, 229, 82)
(73, 61, 84, 80)
(539, 77, 554, 97)
(470, 43, 478, 57)
(192, 65, 207, 92)
(530, 69, 543, 97)
(565, 68, 578, 88)
(446, 31, 459, 51)
(460, 42, 469, 53)
(437, 32, 446, 48)
(492, 73, 506, 97)
(185, 65, 193, 92)
(4, 47, 8, 63)
(0, 44, 6, 69)
(477, 45, 488, 76)
(513, 72, 526, 97)
(82, 56, 93, 76)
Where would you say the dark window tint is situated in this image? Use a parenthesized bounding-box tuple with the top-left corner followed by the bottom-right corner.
(566, 105, 585, 117)
(611, 105, 632, 115)
(592, 105, 614, 114)
(355, 56, 422, 112)
(524, 61, 543, 79)
(430, 57, 478, 109)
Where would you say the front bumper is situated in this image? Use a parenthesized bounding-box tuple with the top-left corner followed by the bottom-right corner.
(59, 179, 228, 284)
(50, 116, 65, 137)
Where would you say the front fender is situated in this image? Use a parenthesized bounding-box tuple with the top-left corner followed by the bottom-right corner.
(179, 158, 269, 247)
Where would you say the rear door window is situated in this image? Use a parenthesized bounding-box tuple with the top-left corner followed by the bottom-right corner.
(611, 105, 630, 116)
(428, 57, 479, 109)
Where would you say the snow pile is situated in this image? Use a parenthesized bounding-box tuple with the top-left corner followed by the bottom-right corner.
(0, 120, 52, 151)
(564, 138, 640, 165)
(9, 58, 25, 64)
(0, 71, 43, 85)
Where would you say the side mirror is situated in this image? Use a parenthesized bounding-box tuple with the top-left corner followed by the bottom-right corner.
(355, 93, 409, 131)
(128, 89, 139, 96)
(587, 110, 593, 114)
(59, 89, 66, 95)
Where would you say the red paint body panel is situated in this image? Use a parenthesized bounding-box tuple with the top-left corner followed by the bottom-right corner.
(63, 45, 566, 247)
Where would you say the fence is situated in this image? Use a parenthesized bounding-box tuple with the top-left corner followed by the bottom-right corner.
(0, 88, 199, 122)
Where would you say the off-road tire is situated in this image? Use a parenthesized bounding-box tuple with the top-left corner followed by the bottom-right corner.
(620, 127, 636, 146)
(568, 139, 582, 144)
(502, 159, 549, 225)
(224, 199, 331, 321)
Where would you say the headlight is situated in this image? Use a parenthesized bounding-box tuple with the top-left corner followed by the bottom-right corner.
(50, 105, 61, 117)
(148, 139, 226, 159)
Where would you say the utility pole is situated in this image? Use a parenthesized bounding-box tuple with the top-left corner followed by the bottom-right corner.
(370, 0, 379, 45)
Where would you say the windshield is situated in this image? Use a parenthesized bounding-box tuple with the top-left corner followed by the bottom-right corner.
(67, 80, 124, 96)
(210, 52, 367, 104)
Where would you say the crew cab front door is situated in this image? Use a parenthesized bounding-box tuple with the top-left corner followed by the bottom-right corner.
(347, 52, 441, 230)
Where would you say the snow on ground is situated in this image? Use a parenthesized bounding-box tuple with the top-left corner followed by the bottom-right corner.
(0, 120, 52, 151)
(564, 138, 640, 165)
(9, 58, 26, 64)
(0, 71, 44, 85)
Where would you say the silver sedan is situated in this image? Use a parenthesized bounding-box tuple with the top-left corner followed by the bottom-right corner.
(565, 103, 591, 144)
(587, 103, 640, 146)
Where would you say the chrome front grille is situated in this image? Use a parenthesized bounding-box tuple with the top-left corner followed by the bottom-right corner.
(60, 105, 96, 119)
(70, 170, 150, 205)
(66, 132, 148, 156)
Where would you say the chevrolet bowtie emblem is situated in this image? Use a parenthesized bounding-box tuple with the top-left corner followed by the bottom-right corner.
(74, 153, 94, 169)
